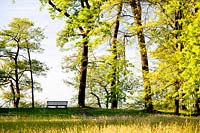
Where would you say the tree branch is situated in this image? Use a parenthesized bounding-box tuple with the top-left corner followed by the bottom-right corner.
(90, 92, 101, 108)
(48, 0, 86, 35)
(48, 0, 70, 17)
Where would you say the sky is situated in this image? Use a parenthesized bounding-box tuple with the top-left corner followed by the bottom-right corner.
(0, 0, 75, 103)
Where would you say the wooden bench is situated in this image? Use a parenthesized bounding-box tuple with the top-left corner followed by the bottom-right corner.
(47, 101, 68, 108)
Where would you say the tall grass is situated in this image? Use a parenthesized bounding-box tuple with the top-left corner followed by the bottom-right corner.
(0, 108, 199, 133)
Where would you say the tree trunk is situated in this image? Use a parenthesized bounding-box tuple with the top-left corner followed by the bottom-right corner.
(27, 46, 34, 108)
(77, 0, 91, 108)
(78, 35, 88, 107)
(194, 87, 200, 115)
(10, 80, 16, 107)
(110, 1, 122, 109)
(129, 0, 153, 112)
(104, 87, 109, 109)
(174, 99, 180, 115)
(14, 45, 20, 108)
(174, 83, 180, 115)
(194, 97, 200, 115)
(173, 4, 183, 115)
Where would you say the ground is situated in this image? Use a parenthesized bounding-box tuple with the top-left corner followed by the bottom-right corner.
(0, 108, 199, 132)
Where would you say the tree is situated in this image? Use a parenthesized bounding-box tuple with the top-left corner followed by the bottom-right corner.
(0, 18, 48, 108)
(150, 0, 200, 115)
(180, 1, 200, 114)
(85, 0, 133, 109)
(109, 1, 123, 108)
(49, 0, 135, 109)
(129, 0, 153, 112)
(40, 0, 105, 107)
(24, 27, 45, 108)
(39, 0, 200, 112)
(86, 53, 131, 109)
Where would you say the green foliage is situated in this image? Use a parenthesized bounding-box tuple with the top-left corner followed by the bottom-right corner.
(149, 0, 200, 113)
(85, 53, 134, 108)
(39, 0, 152, 109)
(0, 18, 48, 107)
(39, 0, 200, 111)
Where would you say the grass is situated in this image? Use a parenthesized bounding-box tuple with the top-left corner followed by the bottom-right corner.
(0, 108, 200, 133)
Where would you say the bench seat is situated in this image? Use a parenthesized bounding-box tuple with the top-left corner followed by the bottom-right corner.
(47, 101, 68, 108)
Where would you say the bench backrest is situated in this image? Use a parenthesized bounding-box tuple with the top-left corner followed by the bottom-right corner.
(47, 101, 68, 106)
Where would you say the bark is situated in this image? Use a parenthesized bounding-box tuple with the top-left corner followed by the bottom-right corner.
(194, 98, 200, 115)
(78, 35, 88, 107)
(129, 0, 153, 112)
(110, 1, 122, 109)
(14, 44, 20, 108)
(174, 83, 180, 115)
(174, 99, 180, 115)
(10, 80, 15, 106)
(78, 0, 90, 107)
(27, 45, 34, 108)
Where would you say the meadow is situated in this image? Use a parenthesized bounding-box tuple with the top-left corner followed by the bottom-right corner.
(0, 108, 199, 133)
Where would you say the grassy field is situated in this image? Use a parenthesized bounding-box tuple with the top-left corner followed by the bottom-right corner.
(0, 108, 199, 133)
